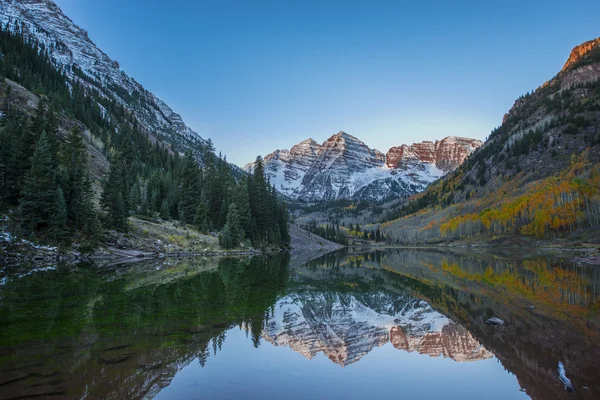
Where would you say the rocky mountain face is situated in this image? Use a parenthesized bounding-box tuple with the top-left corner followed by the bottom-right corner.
(262, 291, 492, 366)
(561, 37, 600, 72)
(246, 132, 481, 201)
(0, 0, 209, 158)
(386, 136, 482, 171)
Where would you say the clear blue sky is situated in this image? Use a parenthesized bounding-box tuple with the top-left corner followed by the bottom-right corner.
(54, 0, 600, 166)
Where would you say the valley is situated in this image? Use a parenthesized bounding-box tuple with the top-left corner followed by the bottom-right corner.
(1, 2, 599, 255)
(0, 2, 599, 400)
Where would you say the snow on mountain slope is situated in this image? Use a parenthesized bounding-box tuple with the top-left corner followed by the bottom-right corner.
(0, 0, 208, 157)
(246, 131, 482, 201)
(262, 291, 492, 366)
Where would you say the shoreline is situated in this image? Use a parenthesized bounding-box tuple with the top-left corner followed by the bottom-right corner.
(4, 238, 599, 267)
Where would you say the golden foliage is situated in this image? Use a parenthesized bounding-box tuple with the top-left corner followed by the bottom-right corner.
(439, 154, 600, 239)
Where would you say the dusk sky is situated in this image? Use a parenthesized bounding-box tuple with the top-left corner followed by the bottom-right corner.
(53, 0, 600, 166)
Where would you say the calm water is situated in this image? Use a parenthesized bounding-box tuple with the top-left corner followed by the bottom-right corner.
(1, 249, 599, 400)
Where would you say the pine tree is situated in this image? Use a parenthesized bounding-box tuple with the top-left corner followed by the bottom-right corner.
(219, 203, 243, 249)
(62, 127, 93, 230)
(232, 178, 251, 237)
(160, 198, 171, 220)
(44, 105, 60, 161)
(179, 150, 201, 225)
(49, 186, 69, 244)
(195, 197, 210, 232)
(129, 183, 142, 215)
(19, 132, 57, 234)
(277, 202, 290, 247)
(248, 156, 270, 243)
(101, 157, 128, 231)
(28, 99, 46, 154)
(1, 110, 29, 204)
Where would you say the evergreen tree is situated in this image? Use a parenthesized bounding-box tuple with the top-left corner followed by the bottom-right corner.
(27, 99, 46, 155)
(277, 202, 290, 247)
(101, 157, 128, 231)
(179, 150, 201, 225)
(219, 203, 243, 249)
(49, 186, 69, 244)
(195, 197, 210, 232)
(1, 110, 29, 204)
(62, 127, 93, 230)
(160, 198, 171, 220)
(44, 105, 60, 161)
(232, 178, 251, 237)
(19, 132, 57, 234)
(248, 156, 271, 243)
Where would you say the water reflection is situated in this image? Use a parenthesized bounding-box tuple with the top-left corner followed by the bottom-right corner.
(263, 287, 491, 367)
(0, 256, 289, 399)
(0, 249, 598, 400)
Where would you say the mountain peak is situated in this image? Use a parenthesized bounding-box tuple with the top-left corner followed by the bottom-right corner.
(300, 138, 318, 145)
(330, 130, 358, 140)
(249, 132, 480, 201)
(325, 131, 368, 149)
(562, 37, 600, 72)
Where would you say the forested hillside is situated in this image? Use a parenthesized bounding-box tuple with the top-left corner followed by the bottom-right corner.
(380, 38, 600, 245)
(0, 23, 289, 250)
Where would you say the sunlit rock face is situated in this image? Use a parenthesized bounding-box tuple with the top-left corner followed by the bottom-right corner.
(389, 324, 493, 362)
(262, 292, 492, 367)
(246, 132, 482, 201)
(558, 38, 600, 90)
(503, 37, 600, 124)
(561, 37, 600, 72)
(386, 137, 483, 171)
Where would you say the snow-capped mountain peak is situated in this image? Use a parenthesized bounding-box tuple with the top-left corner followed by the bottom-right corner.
(246, 132, 482, 201)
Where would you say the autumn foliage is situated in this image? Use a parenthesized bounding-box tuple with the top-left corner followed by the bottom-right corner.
(438, 153, 600, 239)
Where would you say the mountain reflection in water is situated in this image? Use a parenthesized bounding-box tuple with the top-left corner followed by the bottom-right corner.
(0, 249, 598, 400)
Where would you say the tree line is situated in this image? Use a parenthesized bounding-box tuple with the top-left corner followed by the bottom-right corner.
(302, 221, 385, 245)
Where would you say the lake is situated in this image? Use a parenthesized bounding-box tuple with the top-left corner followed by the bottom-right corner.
(0, 249, 598, 399)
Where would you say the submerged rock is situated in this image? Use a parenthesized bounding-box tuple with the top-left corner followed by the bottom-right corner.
(558, 361, 575, 392)
(485, 317, 505, 326)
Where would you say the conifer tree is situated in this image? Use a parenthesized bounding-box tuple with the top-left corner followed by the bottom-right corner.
(248, 156, 270, 242)
(62, 127, 93, 230)
(28, 99, 46, 154)
(219, 203, 243, 249)
(160, 198, 171, 221)
(195, 197, 210, 232)
(1, 110, 29, 204)
(232, 178, 251, 236)
(277, 202, 290, 247)
(44, 105, 60, 162)
(101, 157, 128, 231)
(179, 150, 201, 225)
(19, 132, 57, 234)
(49, 186, 68, 244)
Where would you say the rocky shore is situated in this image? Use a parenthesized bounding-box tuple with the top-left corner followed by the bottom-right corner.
(1, 224, 343, 266)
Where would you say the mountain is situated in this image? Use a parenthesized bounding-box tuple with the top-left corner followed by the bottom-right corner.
(263, 291, 492, 367)
(380, 37, 600, 244)
(0, 0, 209, 158)
(245, 131, 482, 201)
(0, 0, 289, 250)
